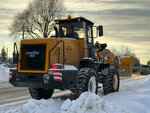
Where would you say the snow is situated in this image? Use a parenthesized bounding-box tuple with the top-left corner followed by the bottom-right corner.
(61, 92, 126, 113)
(102, 75, 150, 113)
(62, 38, 77, 40)
(82, 57, 94, 60)
(1, 99, 64, 113)
(62, 65, 78, 70)
(49, 64, 78, 71)
(0, 64, 9, 83)
(118, 56, 131, 58)
(1, 63, 150, 113)
(0, 92, 127, 113)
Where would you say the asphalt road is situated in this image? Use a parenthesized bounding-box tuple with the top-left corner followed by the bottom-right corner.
(0, 74, 145, 108)
(0, 85, 74, 108)
(0, 87, 29, 108)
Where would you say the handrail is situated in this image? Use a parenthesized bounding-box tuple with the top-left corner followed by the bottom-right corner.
(49, 40, 65, 69)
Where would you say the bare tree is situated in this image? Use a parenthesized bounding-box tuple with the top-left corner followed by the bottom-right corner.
(110, 46, 136, 57)
(110, 45, 140, 64)
(9, 0, 65, 39)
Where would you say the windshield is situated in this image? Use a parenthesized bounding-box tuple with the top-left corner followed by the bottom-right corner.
(55, 22, 84, 39)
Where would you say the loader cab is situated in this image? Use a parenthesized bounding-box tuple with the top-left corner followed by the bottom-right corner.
(54, 16, 103, 58)
(54, 16, 103, 45)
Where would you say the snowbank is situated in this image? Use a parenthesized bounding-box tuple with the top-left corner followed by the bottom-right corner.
(3, 99, 64, 113)
(61, 92, 126, 113)
(103, 75, 150, 113)
(0, 64, 9, 83)
(1, 92, 126, 113)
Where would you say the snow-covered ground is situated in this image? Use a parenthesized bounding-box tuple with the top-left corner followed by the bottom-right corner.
(0, 74, 150, 113)
(0, 64, 150, 113)
(0, 64, 9, 83)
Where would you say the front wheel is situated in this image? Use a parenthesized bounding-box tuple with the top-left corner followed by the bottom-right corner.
(77, 68, 98, 96)
(103, 68, 120, 95)
(29, 88, 54, 100)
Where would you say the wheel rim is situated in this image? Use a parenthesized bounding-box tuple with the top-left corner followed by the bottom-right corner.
(113, 74, 119, 90)
(88, 76, 96, 93)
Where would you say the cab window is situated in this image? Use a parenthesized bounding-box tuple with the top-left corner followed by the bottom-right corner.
(87, 25, 93, 44)
(56, 22, 85, 39)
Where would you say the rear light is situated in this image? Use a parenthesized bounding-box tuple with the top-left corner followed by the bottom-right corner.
(48, 64, 62, 75)
(51, 65, 57, 69)
(9, 70, 12, 80)
(49, 64, 63, 82)
(50, 64, 62, 69)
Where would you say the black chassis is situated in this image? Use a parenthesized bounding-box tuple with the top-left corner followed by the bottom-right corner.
(9, 69, 78, 93)
(9, 62, 111, 95)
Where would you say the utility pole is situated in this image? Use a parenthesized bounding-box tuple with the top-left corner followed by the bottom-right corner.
(22, 25, 25, 40)
(7, 48, 8, 59)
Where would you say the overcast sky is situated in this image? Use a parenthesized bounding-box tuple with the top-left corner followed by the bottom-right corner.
(0, 0, 150, 64)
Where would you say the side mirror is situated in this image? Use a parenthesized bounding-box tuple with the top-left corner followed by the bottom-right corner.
(97, 25, 103, 37)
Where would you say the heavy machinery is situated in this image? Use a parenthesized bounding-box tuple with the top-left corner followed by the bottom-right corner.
(98, 47, 134, 76)
(9, 16, 120, 99)
(118, 56, 134, 76)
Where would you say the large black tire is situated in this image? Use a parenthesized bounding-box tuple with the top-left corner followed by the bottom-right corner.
(29, 88, 54, 100)
(77, 68, 98, 96)
(103, 68, 120, 95)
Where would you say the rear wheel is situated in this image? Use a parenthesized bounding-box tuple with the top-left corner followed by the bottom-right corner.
(29, 88, 54, 100)
(103, 68, 120, 95)
(77, 68, 98, 96)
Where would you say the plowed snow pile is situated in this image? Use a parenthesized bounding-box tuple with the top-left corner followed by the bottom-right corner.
(2, 92, 127, 113)
(61, 92, 126, 113)
(0, 64, 9, 83)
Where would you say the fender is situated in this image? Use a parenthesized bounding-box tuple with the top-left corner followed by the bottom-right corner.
(80, 58, 97, 72)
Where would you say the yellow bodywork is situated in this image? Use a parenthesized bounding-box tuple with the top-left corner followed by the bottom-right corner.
(96, 47, 134, 73)
(118, 56, 134, 73)
(96, 49, 118, 68)
(18, 38, 88, 73)
(18, 37, 134, 75)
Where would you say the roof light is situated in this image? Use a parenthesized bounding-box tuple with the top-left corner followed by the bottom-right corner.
(68, 15, 71, 19)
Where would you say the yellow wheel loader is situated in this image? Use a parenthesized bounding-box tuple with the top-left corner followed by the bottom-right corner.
(9, 16, 120, 99)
